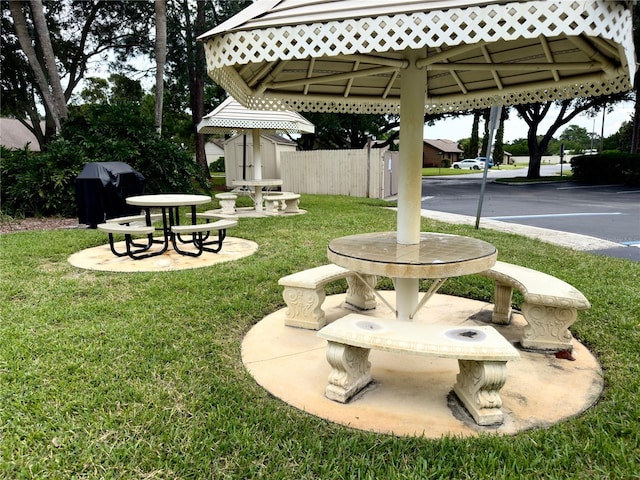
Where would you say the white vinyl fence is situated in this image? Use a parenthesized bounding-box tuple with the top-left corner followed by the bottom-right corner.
(281, 149, 398, 199)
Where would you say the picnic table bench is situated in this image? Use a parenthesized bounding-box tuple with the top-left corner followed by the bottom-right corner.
(97, 222, 156, 258)
(171, 218, 237, 256)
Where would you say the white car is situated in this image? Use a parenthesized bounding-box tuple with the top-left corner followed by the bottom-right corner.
(452, 159, 484, 170)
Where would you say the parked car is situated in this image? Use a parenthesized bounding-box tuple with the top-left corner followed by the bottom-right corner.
(452, 158, 485, 170)
(476, 156, 494, 167)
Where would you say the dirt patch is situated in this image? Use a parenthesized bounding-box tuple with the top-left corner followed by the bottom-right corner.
(0, 216, 82, 234)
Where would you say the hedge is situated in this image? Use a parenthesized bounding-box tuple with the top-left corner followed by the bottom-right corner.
(571, 152, 640, 185)
(1, 104, 208, 218)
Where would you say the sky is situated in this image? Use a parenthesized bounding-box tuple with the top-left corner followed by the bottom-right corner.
(423, 101, 635, 144)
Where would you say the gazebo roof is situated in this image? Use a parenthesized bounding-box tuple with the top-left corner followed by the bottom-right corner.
(197, 97, 315, 135)
(199, 0, 635, 114)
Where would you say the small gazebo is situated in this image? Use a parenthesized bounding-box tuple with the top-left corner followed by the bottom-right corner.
(197, 97, 315, 210)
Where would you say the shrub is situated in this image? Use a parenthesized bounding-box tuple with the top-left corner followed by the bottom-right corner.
(209, 156, 225, 173)
(571, 152, 640, 185)
(0, 142, 85, 217)
(1, 104, 208, 218)
(58, 104, 207, 194)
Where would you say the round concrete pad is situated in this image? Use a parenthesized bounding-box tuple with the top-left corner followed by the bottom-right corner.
(207, 207, 307, 219)
(242, 292, 603, 437)
(68, 237, 258, 272)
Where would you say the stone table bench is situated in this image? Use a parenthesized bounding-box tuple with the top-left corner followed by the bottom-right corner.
(479, 261, 591, 351)
(317, 313, 520, 426)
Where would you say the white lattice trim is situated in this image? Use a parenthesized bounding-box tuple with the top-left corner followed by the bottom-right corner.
(236, 76, 631, 115)
(203, 1, 634, 114)
(204, 1, 634, 72)
(198, 121, 307, 133)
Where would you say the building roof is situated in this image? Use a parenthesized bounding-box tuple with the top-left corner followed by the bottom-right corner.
(0, 118, 41, 151)
(424, 139, 462, 153)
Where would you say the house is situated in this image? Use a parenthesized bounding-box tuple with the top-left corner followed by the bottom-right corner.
(223, 133, 298, 187)
(0, 118, 42, 151)
(204, 139, 225, 167)
(422, 138, 463, 167)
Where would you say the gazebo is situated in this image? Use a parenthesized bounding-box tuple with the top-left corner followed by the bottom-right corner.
(199, 0, 635, 320)
(197, 96, 315, 211)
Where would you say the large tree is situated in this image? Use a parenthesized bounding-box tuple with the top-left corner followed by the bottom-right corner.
(559, 125, 591, 154)
(299, 113, 393, 150)
(5, 1, 65, 138)
(631, 2, 640, 153)
(162, 0, 250, 177)
(469, 112, 480, 158)
(515, 94, 631, 179)
(2, 0, 154, 149)
(493, 108, 506, 165)
(154, 0, 167, 134)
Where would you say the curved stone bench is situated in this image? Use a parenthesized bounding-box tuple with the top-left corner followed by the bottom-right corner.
(264, 192, 301, 214)
(278, 264, 377, 330)
(214, 193, 238, 215)
(318, 313, 520, 425)
(479, 261, 591, 351)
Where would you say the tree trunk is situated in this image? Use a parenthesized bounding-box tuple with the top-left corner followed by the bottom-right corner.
(469, 112, 480, 158)
(527, 132, 543, 179)
(493, 107, 505, 165)
(154, 0, 167, 134)
(9, 1, 61, 133)
(194, 1, 209, 177)
(632, 93, 640, 153)
(30, 0, 67, 120)
(182, 0, 210, 178)
(631, 64, 640, 153)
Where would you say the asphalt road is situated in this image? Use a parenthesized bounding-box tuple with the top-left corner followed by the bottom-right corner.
(421, 165, 640, 261)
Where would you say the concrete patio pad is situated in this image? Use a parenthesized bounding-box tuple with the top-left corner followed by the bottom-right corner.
(242, 291, 603, 438)
(207, 206, 307, 219)
(68, 236, 258, 272)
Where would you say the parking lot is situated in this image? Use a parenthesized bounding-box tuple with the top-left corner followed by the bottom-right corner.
(421, 165, 640, 261)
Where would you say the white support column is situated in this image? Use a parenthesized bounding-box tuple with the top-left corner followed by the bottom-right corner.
(252, 129, 262, 180)
(396, 49, 426, 321)
(252, 129, 264, 211)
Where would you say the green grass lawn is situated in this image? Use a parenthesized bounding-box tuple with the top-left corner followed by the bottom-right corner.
(1, 195, 639, 479)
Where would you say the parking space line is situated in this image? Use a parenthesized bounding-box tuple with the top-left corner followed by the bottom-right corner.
(621, 241, 640, 247)
(486, 213, 623, 220)
(557, 184, 620, 190)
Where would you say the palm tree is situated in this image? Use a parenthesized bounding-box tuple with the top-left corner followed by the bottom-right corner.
(8, 1, 67, 133)
(154, 0, 167, 134)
